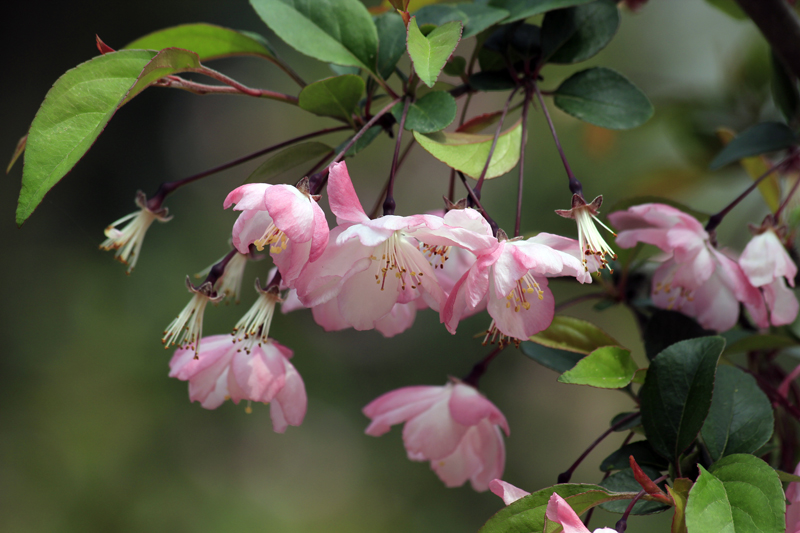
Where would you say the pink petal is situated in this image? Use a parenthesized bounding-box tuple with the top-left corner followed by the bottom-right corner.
(309, 200, 330, 262)
(764, 277, 799, 326)
(311, 297, 351, 331)
(546, 493, 590, 533)
(224, 183, 270, 211)
(402, 388, 469, 460)
(449, 384, 510, 435)
(264, 185, 316, 244)
(487, 275, 555, 340)
(430, 420, 505, 491)
(273, 238, 313, 284)
(363, 386, 447, 436)
(740, 230, 798, 287)
(375, 301, 418, 337)
(270, 355, 307, 433)
(230, 343, 286, 403)
(489, 479, 530, 506)
(327, 161, 369, 224)
(231, 210, 274, 254)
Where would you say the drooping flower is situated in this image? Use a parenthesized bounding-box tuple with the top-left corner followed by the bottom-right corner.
(556, 194, 616, 272)
(100, 191, 171, 272)
(294, 162, 446, 331)
(608, 203, 767, 331)
(231, 281, 281, 348)
(363, 381, 509, 492)
(786, 461, 800, 532)
(168, 334, 306, 432)
(740, 222, 799, 326)
(162, 277, 223, 353)
(195, 250, 250, 304)
(545, 493, 616, 533)
(224, 177, 329, 284)
(489, 479, 530, 505)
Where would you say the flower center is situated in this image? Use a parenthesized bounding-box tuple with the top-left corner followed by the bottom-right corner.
(483, 320, 520, 348)
(575, 208, 616, 272)
(254, 222, 288, 254)
(232, 285, 280, 352)
(421, 243, 450, 269)
(506, 273, 544, 312)
(371, 233, 424, 291)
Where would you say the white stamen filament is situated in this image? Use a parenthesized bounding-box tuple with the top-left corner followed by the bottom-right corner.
(163, 291, 216, 354)
(216, 252, 248, 303)
(372, 233, 425, 291)
(232, 285, 280, 351)
(574, 208, 616, 272)
(99, 192, 170, 272)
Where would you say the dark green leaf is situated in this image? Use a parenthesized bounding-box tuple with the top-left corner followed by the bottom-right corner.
(541, 0, 620, 64)
(776, 469, 800, 483)
(723, 333, 796, 355)
(375, 12, 407, 80)
(298, 75, 365, 123)
(558, 346, 638, 388)
(415, 4, 510, 39)
(245, 142, 332, 184)
(643, 310, 714, 361)
(509, 24, 542, 61)
(520, 342, 584, 373)
(407, 18, 463, 88)
(392, 91, 456, 133)
(701, 366, 774, 461)
(124, 23, 276, 61)
(249, 0, 378, 72)
(599, 467, 670, 515)
(710, 122, 798, 170)
(468, 70, 517, 91)
(772, 52, 800, 123)
(707, 455, 786, 533)
(330, 64, 361, 76)
(639, 336, 725, 461)
(553, 67, 653, 130)
(336, 126, 382, 157)
(488, 0, 594, 23)
(610, 411, 642, 432)
(443, 56, 466, 77)
(530, 315, 619, 354)
(600, 441, 669, 472)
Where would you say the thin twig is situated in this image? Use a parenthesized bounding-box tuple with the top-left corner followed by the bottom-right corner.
(330, 98, 401, 167)
(462, 345, 506, 388)
(474, 88, 520, 198)
(458, 171, 499, 236)
(369, 139, 416, 219)
(534, 84, 582, 195)
(514, 88, 533, 237)
(384, 98, 411, 216)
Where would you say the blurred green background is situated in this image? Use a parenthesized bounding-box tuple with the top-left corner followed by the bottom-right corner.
(0, 1, 782, 531)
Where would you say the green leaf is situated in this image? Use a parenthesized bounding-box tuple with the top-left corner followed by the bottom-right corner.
(685, 466, 734, 533)
(413, 118, 522, 178)
(703, 455, 786, 533)
(642, 310, 714, 362)
(542, 0, 620, 64)
(558, 346, 638, 388)
(553, 67, 654, 130)
(488, 0, 594, 22)
(479, 483, 632, 533)
(407, 18, 463, 88)
(375, 12, 407, 80)
(124, 23, 276, 61)
(599, 467, 670, 515)
(710, 122, 799, 170)
(639, 336, 725, 461)
(249, 0, 378, 72)
(529, 315, 619, 354)
(704, 0, 748, 19)
(392, 91, 456, 133)
(520, 342, 584, 373)
(772, 52, 800, 123)
(776, 469, 800, 483)
(610, 411, 642, 432)
(335, 126, 382, 157)
(701, 366, 774, 462)
(298, 75, 365, 123)
(443, 56, 467, 77)
(17, 49, 194, 225)
(415, 4, 510, 39)
(600, 440, 669, 472)
(723, 333, 796, 355)
(245, 142, 332, 184)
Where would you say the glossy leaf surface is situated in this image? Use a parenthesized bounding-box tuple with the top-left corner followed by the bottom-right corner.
(298, 75, 365, 123)
(407, 17, 463, 88)
(541, 0, 620, 64)
(375, 12, 407, 80)
(125, 23, 276, 61)
(488, 0, 594, 23)
(245, 142, 332, 184)
(392, 91, 456, 133)
(709, 122, 798, 170)
(557, 346, 638, 388)
(529, 315, 619, 354)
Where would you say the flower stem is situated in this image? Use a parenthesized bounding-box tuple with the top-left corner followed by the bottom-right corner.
(383, 98, 411, 216)
(514, 88, 533, 237)
(449, 92, 475, 201)
(146, 125, 350, 211)
(161, 70, 300, 105)
(557, 411, 640, 484)
(458, 171, 500, 236)
(462, 345, 505, 388)
(370, 140, 415, 219)
(203, 248, 238, 287)
(775, 172, 800, 220)
(534, 85, 583, 196)
(614, 475, 669, 533)
(474, 88, 519, 199)
(329, 98, 402, 167)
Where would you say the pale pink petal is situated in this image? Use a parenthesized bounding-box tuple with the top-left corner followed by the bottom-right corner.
(311, 297, 351, 331)
(196, 366, 231, 409)
(270, 355, 307, 433)
(764, 278, 799, 326)
(433, 246, 477, 295)
(231, 210, 274, 254)
(230, 343, 287, 403)
(410, 208, 498, 255)
(280, 289, 306, 314)
(273, 238, 313, 284)
(546, 493, 590, 533)
(327, 161, 369, 224)
(402, 390, 469, 460)
(337, 223, 395, 247)
(489, 479, 530, 506)
(375, 301, 417, 337)
(224, 183, 270, 211)
(487, 275, 555, 340)
(338, 263, 400, 330)
(309, 200, 330, 262)
(449, 384, 510, 435)
(363, 386, 447, 436)
(263, 185, 316, 243)
(741, 230, 797, 287)
(429, 425, 484, 488)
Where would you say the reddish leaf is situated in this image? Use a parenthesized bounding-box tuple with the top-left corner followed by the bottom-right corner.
(96, 35, 116, 54)
(456, 111, 503, 133)
(629, 456, 672, 505)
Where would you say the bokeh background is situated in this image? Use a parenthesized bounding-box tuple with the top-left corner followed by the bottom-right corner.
(0, 1, 782, 531)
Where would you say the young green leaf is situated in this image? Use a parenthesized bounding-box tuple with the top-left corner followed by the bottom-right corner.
(553, 67, 653, 130)
(249, 0, 378, 72)
(599, 466, 670, 515)
(298, 75, 365, 124)
(557, 346, 638, 388)
(124, 23, 276, 62)
(245, 142, 332, 184)
(639, 336, 725, 461)
(529, 315, 619, 354)
(600, 441, 669, 472)
(709, 122, 799, 170)
(520, 342, 584, 373)
(413, 118, 522, 178)
(488, 0, 594, 23)
(375, 12, 407, 80)
(541, 0, 620, 64)
(407, 17, 463, 88)
(685, 467, 734, 532)
(701, 366, 774, 462)
(17, 49, 171, 226)
(414, 3, 510, 39)
(391, 91, 456, 133)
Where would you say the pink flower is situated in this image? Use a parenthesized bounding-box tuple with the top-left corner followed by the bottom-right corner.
(169, 334, 306, 432)
(363, 381, 509, 491)
(489, 479, 530, 505)
(556, 194, 616, 272)
(740, 225, 799, 326)
(294, 162, 446, 331)
(609, 203, 767, 331)
(786, 461, 800, 532)
(224, 177, 328, 284)
(546, 493, 616, 533)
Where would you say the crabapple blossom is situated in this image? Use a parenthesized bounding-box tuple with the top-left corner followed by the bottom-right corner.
(168, 334, 306, 432)
(232, 281, 281, 347)
(740, 223, 799, 326)
(786, 461, 800, 532)
(489, 479, 530, 505)
(294, 162, 446, 330)
(100, 190, 171, 272)
(363, 381, 509, 491)
(608, 203, 767, 331)
(546, 493, 616, 533)
(162, 276, 223, 353)
(224, 177, 328, 284)
(555, 194, 616, 272)
(195, 250, 250, 304)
